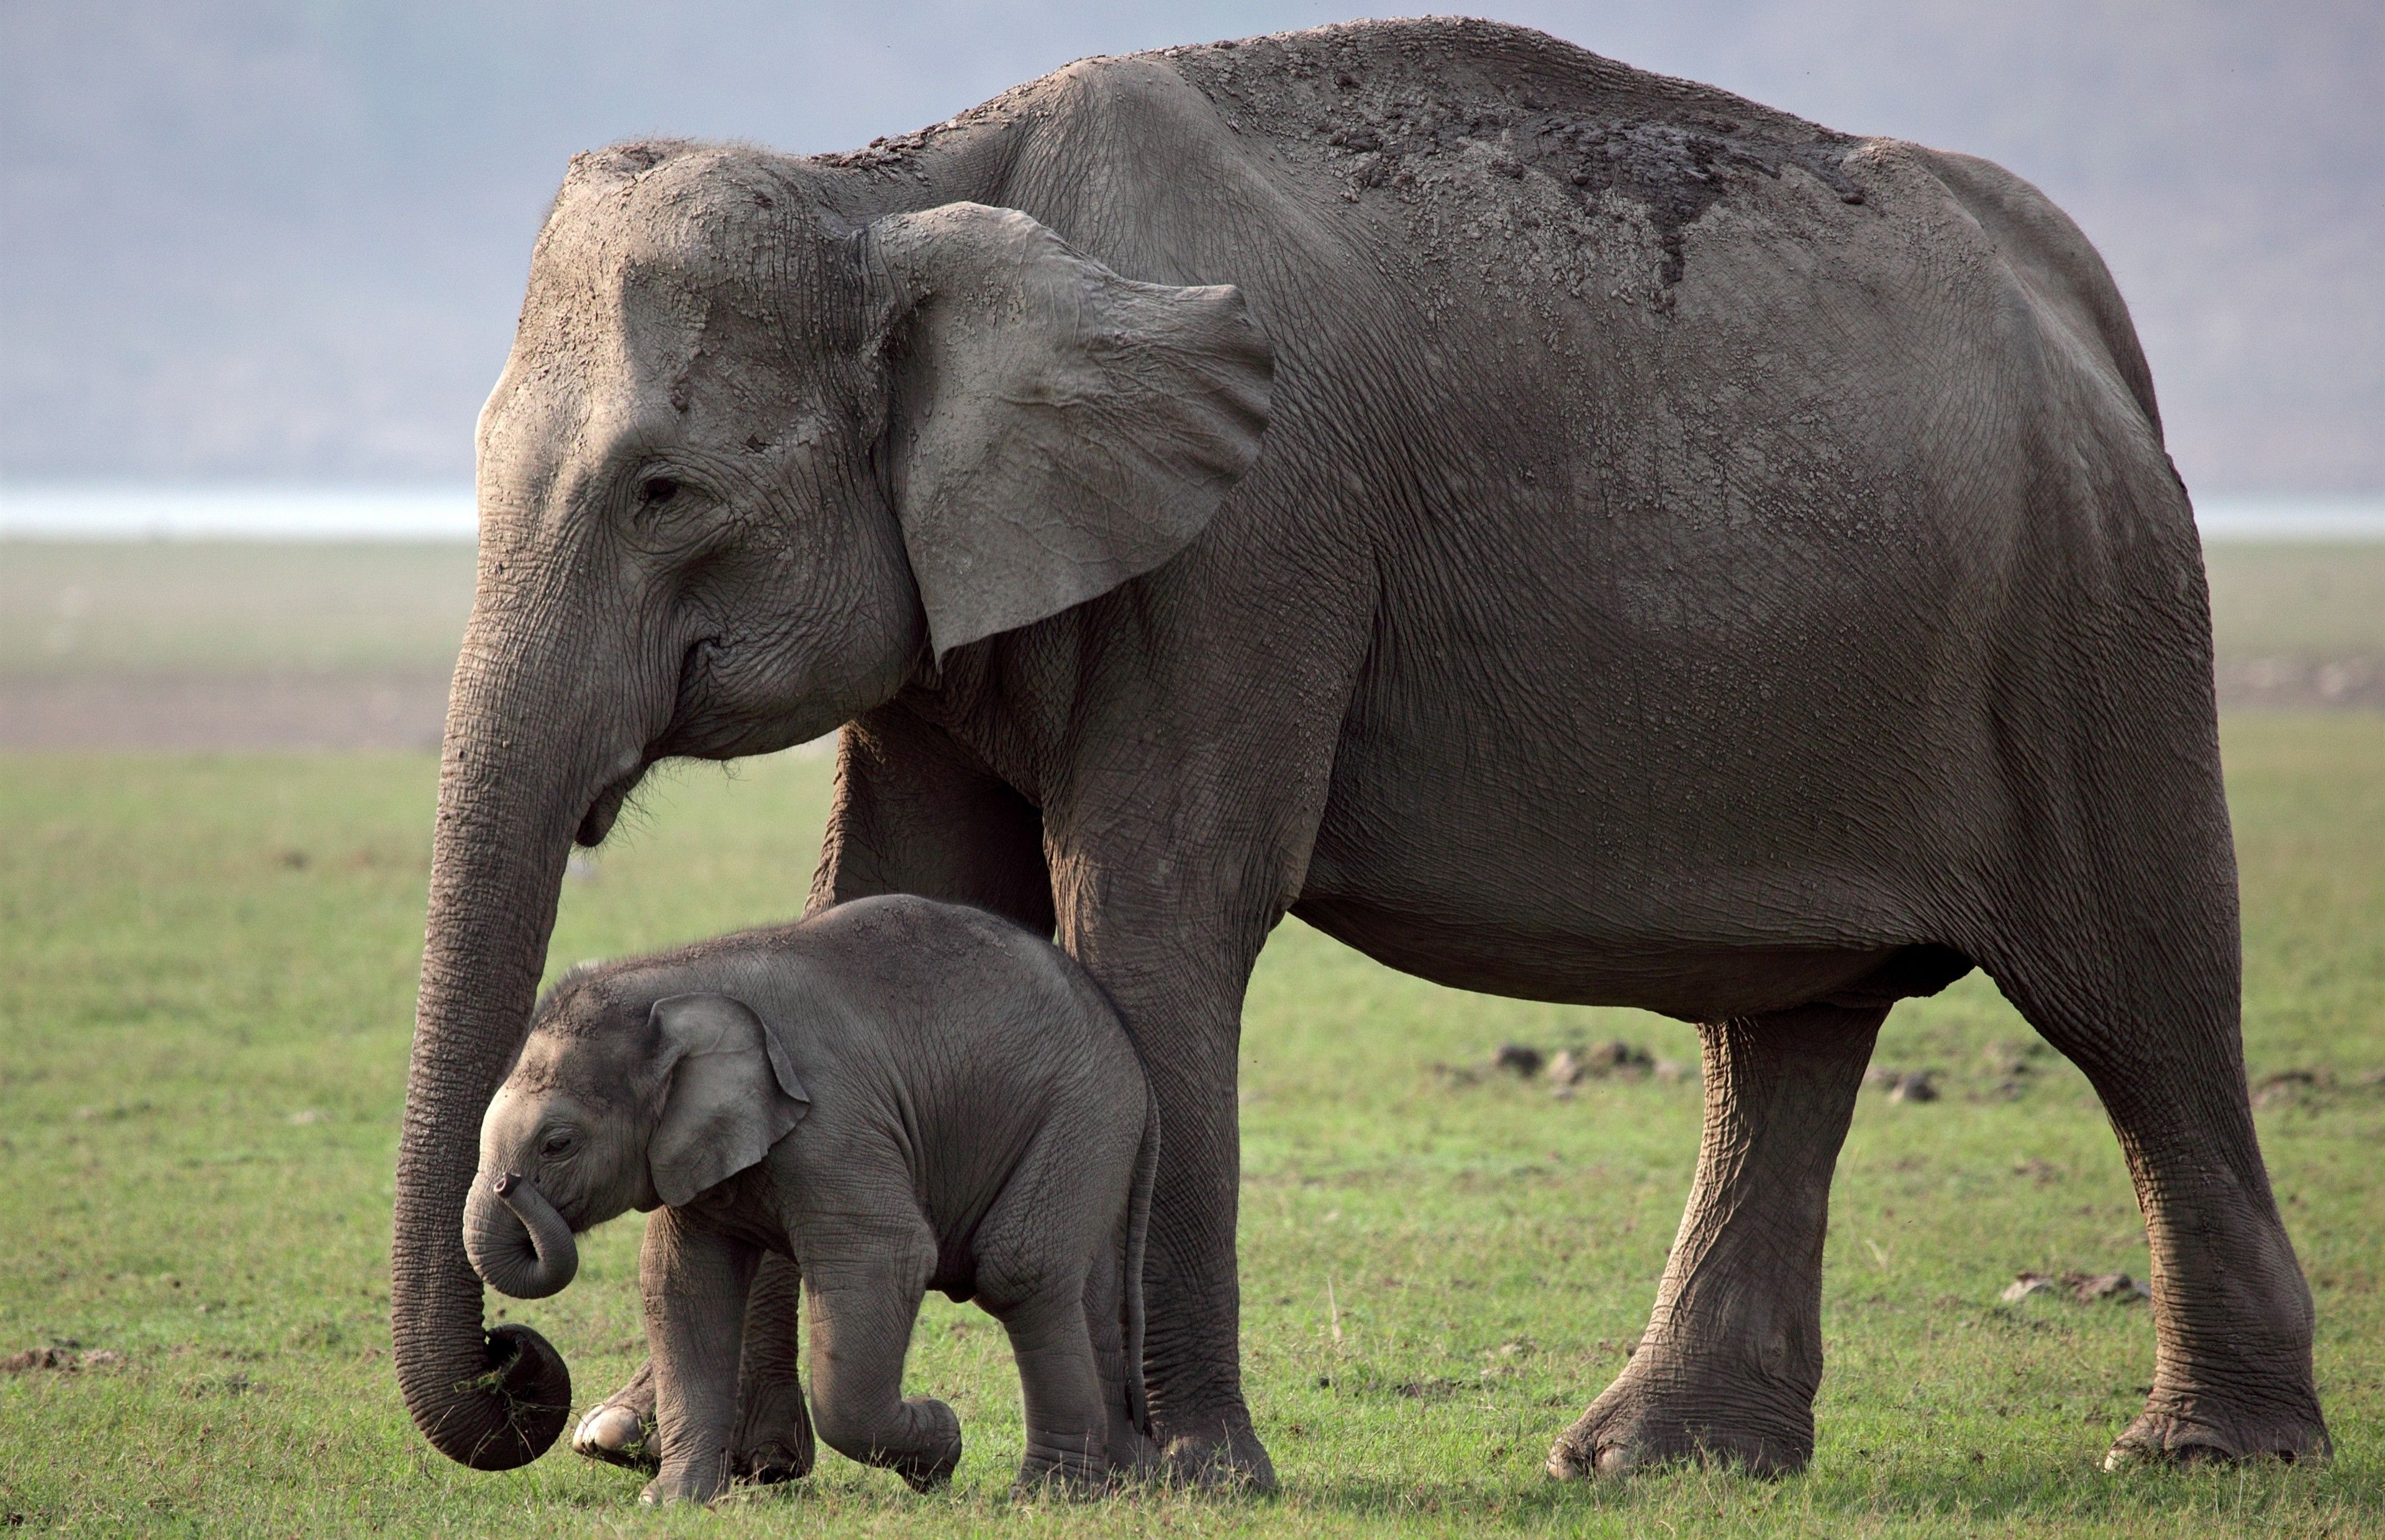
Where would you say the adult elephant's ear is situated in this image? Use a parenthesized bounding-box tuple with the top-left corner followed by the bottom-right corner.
(862, 202, 1273, 659)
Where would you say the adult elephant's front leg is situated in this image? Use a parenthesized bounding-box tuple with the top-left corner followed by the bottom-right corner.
(1054, 871, 1281, 1491)
(1133, 975, 1263, 1486)
(730, 1255, 814, 1482)
(1550, 1001, 1884, 1478)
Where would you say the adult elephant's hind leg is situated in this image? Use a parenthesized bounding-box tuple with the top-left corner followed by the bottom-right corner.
(1998, 949, 2329, 1466)
(1550, 1002, 1884, 1479)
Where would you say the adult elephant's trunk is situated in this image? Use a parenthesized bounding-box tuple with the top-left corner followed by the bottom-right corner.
(389, 597, 638, 1470)
(465, 1173, 581, 1300)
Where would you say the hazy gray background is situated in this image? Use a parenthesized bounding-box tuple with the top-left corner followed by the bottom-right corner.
(4, 1, 2378, 497)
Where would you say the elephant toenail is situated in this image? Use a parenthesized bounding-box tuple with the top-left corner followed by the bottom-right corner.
(579, 1405, 644, 1452)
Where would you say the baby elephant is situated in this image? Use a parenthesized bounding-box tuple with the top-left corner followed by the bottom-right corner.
(464, 894, 1158, 1503)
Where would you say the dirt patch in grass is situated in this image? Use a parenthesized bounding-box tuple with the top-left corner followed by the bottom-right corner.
(2215, 655, 2385, 711)
(0, 671, 451, 751)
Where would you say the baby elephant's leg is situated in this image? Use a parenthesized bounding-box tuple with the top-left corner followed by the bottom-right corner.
(640, 1208, 761, 1505)
(732, 1255, 815, 1482)
(997, 1281, 1114, 1493)
(805, 1243, 960, 1491)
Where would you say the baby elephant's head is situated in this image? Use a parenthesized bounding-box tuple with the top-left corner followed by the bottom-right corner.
(465, 974, 811, 1300)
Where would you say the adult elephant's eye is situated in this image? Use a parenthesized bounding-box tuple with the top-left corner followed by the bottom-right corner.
(638, 476, 679, 507)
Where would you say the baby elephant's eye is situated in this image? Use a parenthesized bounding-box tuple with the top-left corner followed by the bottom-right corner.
(540, 1130, 579, 1157)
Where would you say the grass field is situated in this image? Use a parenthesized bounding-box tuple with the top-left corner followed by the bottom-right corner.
(1, 540, 2381, 1535)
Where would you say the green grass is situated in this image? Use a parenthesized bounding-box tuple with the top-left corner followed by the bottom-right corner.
(2, 719, 2379, 1536)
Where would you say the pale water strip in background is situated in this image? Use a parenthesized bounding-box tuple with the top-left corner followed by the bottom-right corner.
(1, 484, 2380, 542)
(0, 485, 478, 540)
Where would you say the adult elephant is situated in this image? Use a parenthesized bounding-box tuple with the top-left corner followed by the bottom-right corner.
(393, 18, 2329, 1485)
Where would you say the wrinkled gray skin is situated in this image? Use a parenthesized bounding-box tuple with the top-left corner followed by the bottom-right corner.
(394, 19, 2330, 1485)
(466, 895, 1158, 1503)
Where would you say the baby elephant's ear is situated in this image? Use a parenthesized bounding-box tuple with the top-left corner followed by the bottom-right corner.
(648, 994, 810, 1208)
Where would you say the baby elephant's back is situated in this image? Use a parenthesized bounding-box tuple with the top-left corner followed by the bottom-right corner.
(795, 894, 1146, 1120)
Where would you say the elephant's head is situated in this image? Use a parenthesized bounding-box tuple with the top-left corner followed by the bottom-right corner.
(393, 138, 1272, 1469)
(465, 979, 809, 1302)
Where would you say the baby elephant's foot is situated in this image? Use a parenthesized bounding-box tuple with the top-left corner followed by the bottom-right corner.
(733, 1377, 816, 1484)
(888, 1397, 964, 1492)
(573, 1365, 659, 1474)
(638, 1467, 728, 1507)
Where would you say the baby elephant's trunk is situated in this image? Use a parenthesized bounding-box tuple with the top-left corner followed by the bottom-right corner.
(464, 1172, 580, 1299)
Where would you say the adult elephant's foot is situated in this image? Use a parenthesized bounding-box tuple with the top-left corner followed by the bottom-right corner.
(2102, 1395, 2332, 1469)
(1547, 1346, 1814, 1479)
(573, 1361, 658, 1473)
(1155, 1403, 1278, 1492)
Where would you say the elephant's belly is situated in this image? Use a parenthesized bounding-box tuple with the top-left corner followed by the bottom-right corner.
(1288, 890, 1901, 1021)
(1290, 710, 1970, 1020)
(1290, 525, 1992, 1019)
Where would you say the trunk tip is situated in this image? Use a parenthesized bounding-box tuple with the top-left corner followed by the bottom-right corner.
(451, 1323, 574, 1470)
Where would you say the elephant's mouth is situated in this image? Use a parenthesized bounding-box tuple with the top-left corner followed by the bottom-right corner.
(575, 769, 643, 847)
(573, 640, 724, 847)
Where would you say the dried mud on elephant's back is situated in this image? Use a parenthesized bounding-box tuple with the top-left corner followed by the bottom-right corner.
(1165, 22, 1866, 312)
